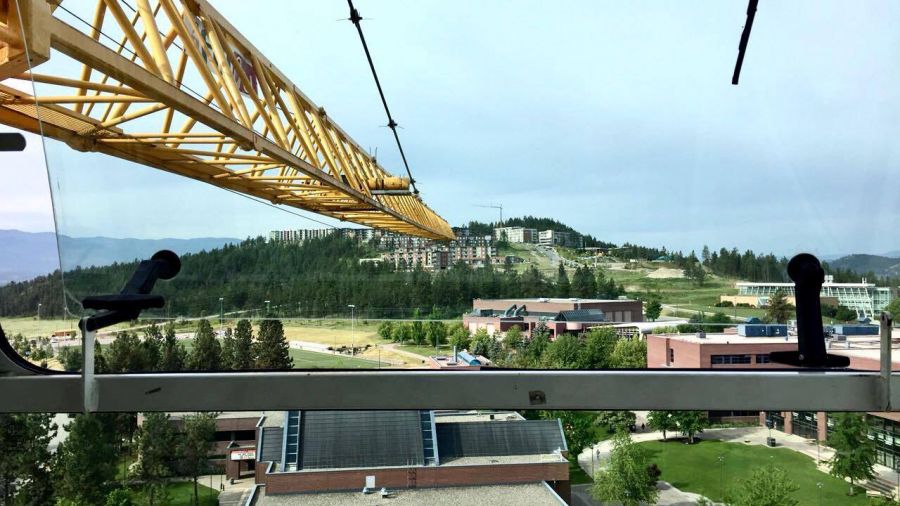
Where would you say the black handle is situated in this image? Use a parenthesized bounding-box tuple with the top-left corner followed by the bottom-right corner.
(80, 250, 180, 332)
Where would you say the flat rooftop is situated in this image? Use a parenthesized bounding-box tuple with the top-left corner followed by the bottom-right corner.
(650, 333, 798, 345)
(434, 410, 523, 423)
(256, 483, 565, 506)
(474, 297, 629, 303)
(440, 453, 567, 466)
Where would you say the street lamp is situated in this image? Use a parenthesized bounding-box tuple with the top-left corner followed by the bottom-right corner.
(37, 303, 42, 321)
(816, 482, 823, 506)
(264, 300, 271, 317)
(219, 297, 224, 328)
(348, 304, 356, 356)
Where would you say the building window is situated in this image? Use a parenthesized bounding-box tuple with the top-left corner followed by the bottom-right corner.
(711, 354, 752, 365)
(755, 354, 771, 364)
(668, 349, 674, 364)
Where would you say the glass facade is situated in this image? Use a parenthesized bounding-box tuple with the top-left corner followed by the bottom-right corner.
(711, 354, 752, 365)
(765, 411, 784, 432)
(869, 416, 900, 471)
(791, 411, 819, 440)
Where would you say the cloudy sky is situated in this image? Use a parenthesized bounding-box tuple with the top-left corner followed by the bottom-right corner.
(2, 0, 899, 258)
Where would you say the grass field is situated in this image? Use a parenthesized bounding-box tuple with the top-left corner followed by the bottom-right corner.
(396, 344, 452, 357)
(180, 338, 381, 369)
(2, 317, 81, 337)
(281, 323, 380, 347)
(127, 481, 218, 506)
(638, 439, 867, 505)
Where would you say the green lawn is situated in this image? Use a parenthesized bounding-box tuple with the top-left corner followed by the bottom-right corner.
(128, 481, 218, 506)
(289, 348, 380, 369)
(569, 455, 593, 485)
(396, 344, 451, 357)
(179, 338, 381, 369)
(638, 439, 867, 505)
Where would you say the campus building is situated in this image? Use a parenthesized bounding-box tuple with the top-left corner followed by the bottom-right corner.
(538, 230, 583, 249)
(647, 326, 900, 470)
(250, 410, 570, 502)
(493, 226, 538, 244)
(730, 275, 893, 318)
(463, 297, 644, 338)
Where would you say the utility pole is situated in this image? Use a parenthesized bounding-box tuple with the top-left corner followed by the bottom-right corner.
(37, 302, 41, 321)
(348, 304, 356, 355)
(264, 300, 271, 317)
(219, 297, 224, 329)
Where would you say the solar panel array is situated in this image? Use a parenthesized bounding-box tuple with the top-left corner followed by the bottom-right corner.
(299, 410, 425, 470)
(436, 420, 565, 460)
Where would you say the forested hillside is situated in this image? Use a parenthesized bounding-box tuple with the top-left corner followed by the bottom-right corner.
(0, 236, 625, 319)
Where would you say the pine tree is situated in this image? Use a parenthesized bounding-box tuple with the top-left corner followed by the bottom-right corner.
(55, 414, 118, 505)
(232, 319, 254, 370)
(254, 319, 293, 369)
(766, 289, 793, 324)
(556, 262, 571, 298)
(188, 319, 222, 371)
(221, 327, 236, 370)
(179, 413, 216, 506)
(142, 323, 163, 372)
(0, 413, 56, 505)
(159, 322, 186, 372)
(136, 413, 175, 506)
(425, 321, 447, 348)
(645, 299, 662, 321)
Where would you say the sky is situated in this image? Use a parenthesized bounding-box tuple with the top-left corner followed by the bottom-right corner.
(2, 0, 899, 259)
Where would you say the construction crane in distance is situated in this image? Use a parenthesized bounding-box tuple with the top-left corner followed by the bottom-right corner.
(475, 203, 503, 226)
(0, 0, 454, 240)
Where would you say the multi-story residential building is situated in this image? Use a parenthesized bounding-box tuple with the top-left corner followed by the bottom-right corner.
(493, 226, 538, 244)
(733, 275, 893, 318)
(538, 230, 583, 249)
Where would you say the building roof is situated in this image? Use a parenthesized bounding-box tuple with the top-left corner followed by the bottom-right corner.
(436, 420, 566, 464)
(434, 411, 523, 423)
(255, 483, 566, 506)
(475, 297, 629, 304)
(554, 309, 605, 322)
(298, 410, 425, 470)
(649, 333, 798, 345)
(258, 426, 283, 464)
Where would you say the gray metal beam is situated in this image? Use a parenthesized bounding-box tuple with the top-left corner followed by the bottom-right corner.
(0, 369, 894, 413)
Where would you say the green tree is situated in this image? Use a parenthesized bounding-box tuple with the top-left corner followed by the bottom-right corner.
(255, 319, 293, 369)
(136, 413, 176, 506)
(447, 323, 470, 350)
(728, 465, 799, 506)
(232, 319, 254, 370)
(59, 346, 83, 372)
(579, 327, 617, 369)
(188, 319, 222, 371)
(470, 328, 493, 357)
(392, 322, 413, 344)
(55, 414, 118, 505)
(673, 411, 707, 444)
(556, 262, 571, 298)
(142, 323, 163, 372)
(542, 333, 582, 369)
(597, 411, 636, 433)
(502, 325, 524, 351)
(540, 411, 596, 456)
(178, 413, 217, 506)
(591, 432, 660, 506)
(765, 289, 793, 324)
(610, 338, 647, 369)
(107, 332, 150, 372)
(834, 305, 858, 322)
(647, 410, 677, 440)
(645, 299, 662, 322)
(885, 298, 900, 319)
(572, 266, 597, 298)
(0, 413, 56, 505)
(411, 320, 426, 346)
(104, 488, 134, 506)
(828, 413, 876, 495)
(525, 323, 552, 367)
(425, 321, 447, 348)
(159, 322, 186, 371)
(220, 327, 236, 370)
(377, 321, 395, 340)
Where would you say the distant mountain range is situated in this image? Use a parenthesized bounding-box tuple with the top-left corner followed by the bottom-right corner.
(0, 230, 239, 285)
(829, 253, 900, 279)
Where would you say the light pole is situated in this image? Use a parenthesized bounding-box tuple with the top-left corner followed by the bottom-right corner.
(718, 455, 725, 499)
(219, 297, 224, 329)
(816, 481, 823, 505)
(264, 300, 271, 317)
(348, 304, 356, 355)
(37, 302, 42, 321)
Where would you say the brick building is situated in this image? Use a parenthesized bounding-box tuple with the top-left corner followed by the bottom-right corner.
(463, 297, 643, 338)
(647, 325, 900, 470)
(252, 410, 570, 502)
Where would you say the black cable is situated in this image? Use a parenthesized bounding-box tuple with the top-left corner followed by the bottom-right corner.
(346, 0, 418, 194)
(732, 0, 759, 85)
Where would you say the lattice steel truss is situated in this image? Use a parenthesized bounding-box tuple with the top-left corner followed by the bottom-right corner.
(0, 0, 454, 240)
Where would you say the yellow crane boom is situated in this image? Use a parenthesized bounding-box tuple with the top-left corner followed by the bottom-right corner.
(0, 0, 454, 240)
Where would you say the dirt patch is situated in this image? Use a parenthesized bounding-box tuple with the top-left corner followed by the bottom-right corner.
(647, 268, 684, 279)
